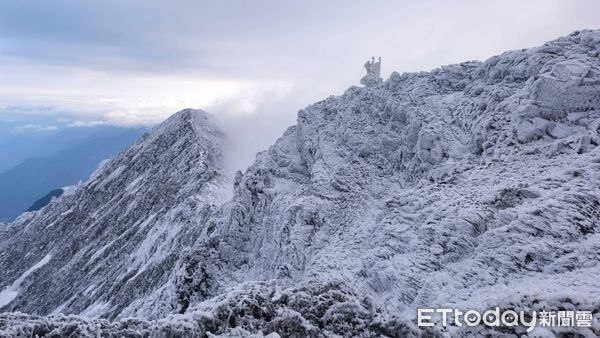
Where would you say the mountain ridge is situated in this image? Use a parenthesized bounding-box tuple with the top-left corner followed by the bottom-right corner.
(0, 108, 230, 320)
(0, 30, 600, 337)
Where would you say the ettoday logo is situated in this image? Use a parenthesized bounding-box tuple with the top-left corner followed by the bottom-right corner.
(417, 308, 593, 333)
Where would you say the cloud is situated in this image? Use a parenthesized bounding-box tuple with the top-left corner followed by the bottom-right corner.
(14, 124, 57, 132)
(66, 120, 105, 128)
(0, 0, 599, 167)
(1, 1, 598, 79)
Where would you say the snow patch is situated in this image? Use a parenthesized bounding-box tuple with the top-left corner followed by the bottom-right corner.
(0, 254, 52, 308)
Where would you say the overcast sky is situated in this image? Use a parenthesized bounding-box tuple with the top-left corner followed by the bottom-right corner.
(1, 0, 600, 163)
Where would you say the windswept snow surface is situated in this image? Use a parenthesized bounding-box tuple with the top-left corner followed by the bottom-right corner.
(1, 30, 600, 337)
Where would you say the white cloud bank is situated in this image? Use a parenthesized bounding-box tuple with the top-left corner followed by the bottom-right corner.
(0, 0, 599, 164)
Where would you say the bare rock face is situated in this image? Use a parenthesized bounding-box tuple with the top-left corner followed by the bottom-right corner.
(1, 30, 600, 337)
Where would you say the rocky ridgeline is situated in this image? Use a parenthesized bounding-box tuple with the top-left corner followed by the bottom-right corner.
(1, 30, 599, 337)
(0, 109, 230, 319)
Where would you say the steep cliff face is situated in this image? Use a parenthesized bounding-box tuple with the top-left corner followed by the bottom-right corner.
(1, 30, 600, 337)
(0, 109, 230, 319)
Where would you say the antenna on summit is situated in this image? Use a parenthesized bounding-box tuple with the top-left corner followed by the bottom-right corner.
(361, 56, 382, 87)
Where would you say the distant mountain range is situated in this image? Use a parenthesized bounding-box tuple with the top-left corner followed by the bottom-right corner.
(25, 189, 65, 213)
(0, 125, 138, 174)
(0, 126, 145, 222)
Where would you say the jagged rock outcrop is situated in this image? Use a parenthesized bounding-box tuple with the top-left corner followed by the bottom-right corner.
(1, 30, 600, 337)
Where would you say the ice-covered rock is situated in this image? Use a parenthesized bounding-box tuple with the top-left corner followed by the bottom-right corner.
(0, 109, 230, 319)
(177, 29, 600, 336)
(1, 30, 600, 337)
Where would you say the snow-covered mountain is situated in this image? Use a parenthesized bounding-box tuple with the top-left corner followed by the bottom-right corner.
(1, 30, 600, 337)
(0, 109, 230, 319)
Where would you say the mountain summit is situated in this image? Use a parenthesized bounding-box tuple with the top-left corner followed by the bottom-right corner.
(1, 31, 600, 337)
(0, 108, 229, 318)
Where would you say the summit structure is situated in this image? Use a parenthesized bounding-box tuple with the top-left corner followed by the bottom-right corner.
(361, 56, 383, 87)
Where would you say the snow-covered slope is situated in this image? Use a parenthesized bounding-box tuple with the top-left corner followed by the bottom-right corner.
(0, 109, 230, 319)
(1, 30, 600, 337)
(171, 29, 600, 336)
